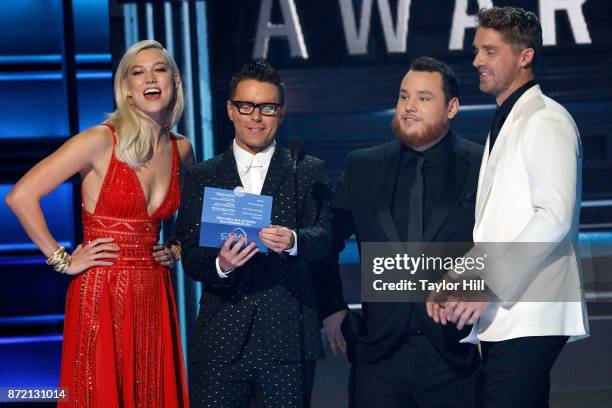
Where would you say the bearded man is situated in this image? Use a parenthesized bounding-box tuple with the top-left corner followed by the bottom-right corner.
(312, 56, 484, 407)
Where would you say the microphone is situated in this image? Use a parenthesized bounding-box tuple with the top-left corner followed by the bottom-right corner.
(288, 136, 307, 407)
(289, 137, 305, 168)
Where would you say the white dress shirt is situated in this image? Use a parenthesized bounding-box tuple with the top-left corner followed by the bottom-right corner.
(233, 138, 275, 195)
(216, 140, 298, 277)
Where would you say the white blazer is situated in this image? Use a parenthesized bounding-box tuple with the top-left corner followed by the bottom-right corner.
(471, 85, 589, 343)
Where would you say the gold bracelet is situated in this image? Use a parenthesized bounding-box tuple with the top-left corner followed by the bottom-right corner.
(46, 246, 71, 273)
(46, 246, 66, 265)
(54, 254, 71, 273)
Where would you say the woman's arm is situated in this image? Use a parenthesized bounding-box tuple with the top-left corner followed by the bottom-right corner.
(6, 125, 119, 273)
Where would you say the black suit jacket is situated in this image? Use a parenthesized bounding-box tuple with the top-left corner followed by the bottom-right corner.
(313, 132, 483, 367)
(176, 144, 333, 363)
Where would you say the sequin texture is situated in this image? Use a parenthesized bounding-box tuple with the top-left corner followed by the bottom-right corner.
(58, 125, 189, 408)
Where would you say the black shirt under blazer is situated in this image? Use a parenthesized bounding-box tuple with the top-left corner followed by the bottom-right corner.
(175, 144, 333, 364)
(314, 132, 484, 367)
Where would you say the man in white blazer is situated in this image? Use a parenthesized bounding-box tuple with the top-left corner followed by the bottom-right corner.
(427, 6, 588, 408)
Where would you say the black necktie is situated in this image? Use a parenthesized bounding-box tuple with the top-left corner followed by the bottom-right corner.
(489, 107, 503, 154)
(406, 156, 425, 242)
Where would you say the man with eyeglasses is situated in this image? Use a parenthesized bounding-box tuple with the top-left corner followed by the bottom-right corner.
(175, 59, 333, 408)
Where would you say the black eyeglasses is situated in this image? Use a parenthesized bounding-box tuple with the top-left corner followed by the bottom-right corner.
(231, 100, 282, 117)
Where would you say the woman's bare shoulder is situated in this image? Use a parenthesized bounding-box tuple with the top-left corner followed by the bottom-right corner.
(58, 125, 115, 173)
(72, 124, 114, 152)
(172, 133, 194, 161)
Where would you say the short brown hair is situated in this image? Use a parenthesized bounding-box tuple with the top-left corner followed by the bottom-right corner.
(229, 59, 285, 105)
(477, 7, 542, 69)
(409, 56, 459, 103)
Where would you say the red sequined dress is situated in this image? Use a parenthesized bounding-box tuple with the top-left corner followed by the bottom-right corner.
(58, 125, 189, 407)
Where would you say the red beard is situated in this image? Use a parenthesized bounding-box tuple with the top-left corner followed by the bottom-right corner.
(391, 116, 448, 149)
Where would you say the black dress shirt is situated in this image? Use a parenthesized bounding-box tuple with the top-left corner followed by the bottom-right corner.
(489, 80, 537, 153)
(390, 132, 454, 335)
(392, 131, 453, 242)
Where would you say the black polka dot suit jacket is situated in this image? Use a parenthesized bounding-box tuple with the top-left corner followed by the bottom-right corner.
(175, 144, 333, 364)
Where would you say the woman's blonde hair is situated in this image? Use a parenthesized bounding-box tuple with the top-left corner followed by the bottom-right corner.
(105, 40, 184, 169)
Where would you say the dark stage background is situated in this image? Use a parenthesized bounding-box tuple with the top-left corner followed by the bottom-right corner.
(1, 1, 611, 407)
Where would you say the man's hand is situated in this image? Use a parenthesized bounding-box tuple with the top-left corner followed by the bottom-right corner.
(426, 278, 454, 325)
(426, 297, 448, 325)
(218, 235, 258, 272)
(440, 299, 491, 330)
(427, 287, 492, 330)
(322, 309, 348, 356)
(259, 225, 295, 253)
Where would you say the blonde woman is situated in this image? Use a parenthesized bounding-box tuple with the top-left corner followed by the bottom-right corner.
(6, 40, 194, 407)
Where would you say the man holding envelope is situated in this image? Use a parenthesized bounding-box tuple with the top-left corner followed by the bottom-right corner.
(175, 59, 333, 408)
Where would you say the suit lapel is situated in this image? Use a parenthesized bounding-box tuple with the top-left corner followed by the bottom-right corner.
(376, 142, 402, 243)
(260, 146, 292, 198)
(474, 139, 489, 221)
(474, 113, 512, 224)
(217, 143, 292, 197)
(423, 137, 469, 241)
(216, 145, 243, 190)
(475, 85, 541, 226)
